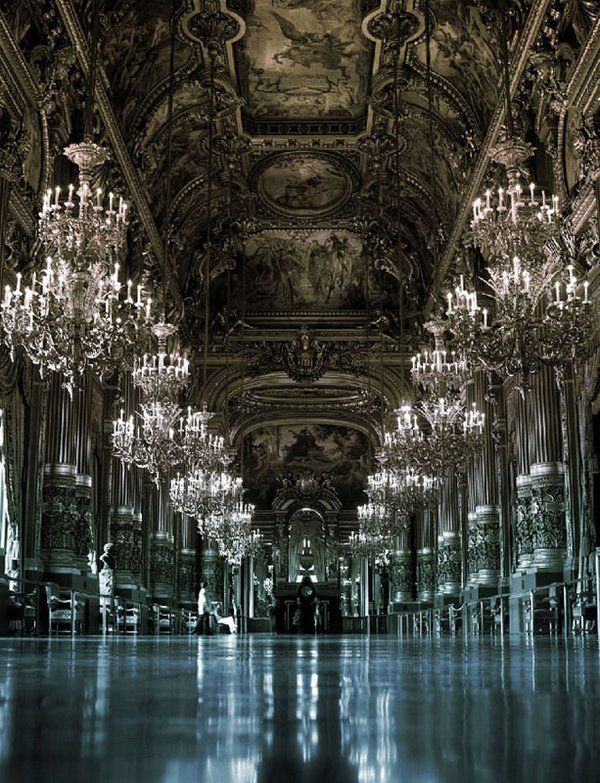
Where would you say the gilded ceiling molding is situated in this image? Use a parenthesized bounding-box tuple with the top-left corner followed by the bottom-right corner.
(558, 17, 600, 234)
(53, 0, 184, 310)
(426, 0, 553, 311)
(0, 12, 50, 223)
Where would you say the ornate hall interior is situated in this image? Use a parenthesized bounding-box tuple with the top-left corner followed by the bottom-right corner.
(0, 0, 599, 781)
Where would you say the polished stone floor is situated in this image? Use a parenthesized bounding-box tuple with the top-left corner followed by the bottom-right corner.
(0, 635, 598, 783)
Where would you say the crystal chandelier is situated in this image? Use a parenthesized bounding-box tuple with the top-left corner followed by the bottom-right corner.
(111, 322, 190, 485)
(470, 138, 561, 264)
(446, 256, 594, 387)
(384, 397, 485, 476)
(213, 502, 259, 567)
(411, 318, 471, 396)
(0, 145, 152, 392)
(179, 404, 225, 472)
(0, 0, 154, 392)
(348, 527, 394, 561)
(169, 467, 243, 528)
(368, 465, 439, 524)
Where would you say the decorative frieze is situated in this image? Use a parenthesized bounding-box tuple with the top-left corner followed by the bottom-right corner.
(177, 548, 196, 604)
(437, 531, 461, 596)
(110, 505, 135, 589)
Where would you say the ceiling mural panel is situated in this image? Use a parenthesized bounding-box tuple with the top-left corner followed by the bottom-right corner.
(253, 151, 357, 217)
(242, 423, 369, 508)
(235, 0, 374, 122)
(412, 1, 500, 127)
(210, 229, 399, 313)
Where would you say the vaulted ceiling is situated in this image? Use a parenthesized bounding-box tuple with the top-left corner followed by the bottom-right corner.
(3, 0, 594, 508)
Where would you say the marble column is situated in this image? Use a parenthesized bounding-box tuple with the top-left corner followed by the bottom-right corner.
(274, 511, 288, 584)
(110, 377, 136, 591)
(528, 366, 566, 572)
(177, 514, 196, 607)
(512, 389, 533, 570)
(474, 376, 500, 587)
(73, 383, 94, 574)
(41, 376, 79, 580)
(416, 507, 435, 603)
(150, 487, 175, 603)
(388, 530, 413, 607)
(241, 553, 253, 617)
(436, 475, 461, 597)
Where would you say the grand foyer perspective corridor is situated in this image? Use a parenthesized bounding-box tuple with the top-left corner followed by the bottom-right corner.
(0, 635, 598, 783)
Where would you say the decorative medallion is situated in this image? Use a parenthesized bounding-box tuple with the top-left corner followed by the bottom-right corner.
(252, 151, 358, 217)
(280, 327, 328, 383)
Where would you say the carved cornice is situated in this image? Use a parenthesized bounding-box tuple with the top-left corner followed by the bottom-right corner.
(426, 0, 553, 309)
(54, 0, 183, 311)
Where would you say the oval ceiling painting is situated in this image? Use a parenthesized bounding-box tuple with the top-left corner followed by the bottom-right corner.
(255, 152, 355, 217)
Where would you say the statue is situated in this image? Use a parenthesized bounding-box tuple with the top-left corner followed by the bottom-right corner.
(99, 543, 115, 597)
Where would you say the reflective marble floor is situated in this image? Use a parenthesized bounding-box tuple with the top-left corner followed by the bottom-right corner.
(0, 635, 599, 783)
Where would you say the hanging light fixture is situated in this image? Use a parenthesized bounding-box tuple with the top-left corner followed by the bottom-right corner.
(111, 1, 190, 485)
(0, 1, 153, 392)
(444, 4, 594, 391)
(167, 11, 243, 522)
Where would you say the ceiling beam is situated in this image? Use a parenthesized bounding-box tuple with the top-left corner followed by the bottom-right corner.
(55, 0, 184, 313)
(425, 0, 553, 312)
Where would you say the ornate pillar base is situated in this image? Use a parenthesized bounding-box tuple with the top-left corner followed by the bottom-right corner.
(150, 531, 175, 603)
(111, 505, 136, 590)
(467, 512, 479, 586)
(131, 511, 143, 587)
(74, 474, 93, 574)
(177, 547, 196, 606)
(531, 463, 566, 573)
(440, 531, 461, 597)
(475, 505, 500, 587)
(388, 549, 413, 607)
(201, 540, 224, 607)
(41, 464, 79, 578)
(515, 475, 535, 571)
(416, 547, 435, 603)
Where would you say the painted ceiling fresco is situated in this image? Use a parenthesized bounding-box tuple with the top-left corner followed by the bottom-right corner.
(235, 0, 373, 121)
(254, 151, 357, 218)
(210, 229, 399, 313)
(242, 424, 370, 508)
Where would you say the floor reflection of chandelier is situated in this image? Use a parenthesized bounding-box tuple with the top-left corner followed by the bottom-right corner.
(0, 143, 152, 392)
